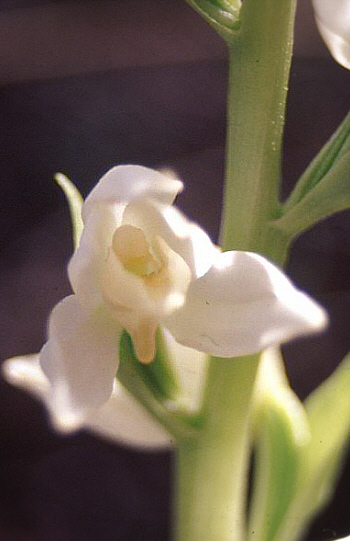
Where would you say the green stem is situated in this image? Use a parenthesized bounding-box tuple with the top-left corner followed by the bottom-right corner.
(174, 356, 259, 541)
(220, 0, 297, 256)
(174, 0, 297, 540)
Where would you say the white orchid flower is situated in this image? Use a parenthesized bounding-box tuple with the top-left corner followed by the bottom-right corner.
(312, 0, 350, 69)
(2, 165, 327, 442)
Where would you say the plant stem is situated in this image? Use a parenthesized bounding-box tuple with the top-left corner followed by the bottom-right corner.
(174, 356, 259, 541)
(220, 0, 297, 256)
(174, 0, 297, 539)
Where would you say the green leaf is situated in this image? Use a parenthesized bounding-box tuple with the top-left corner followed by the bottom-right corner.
(54, 173, 84, 250)
(301, 350, 350, 514)
(184, 0, 241, 40)
(248, 348, 310, 541)
(284, 109, 350, 211)
(260, 351, 350, 541)
(273, 110, 350, 241)
(272, 148, 350, 241)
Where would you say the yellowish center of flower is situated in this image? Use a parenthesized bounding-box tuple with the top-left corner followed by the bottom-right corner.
(112, 225, 161, 277)
(103, 223, 190, 364)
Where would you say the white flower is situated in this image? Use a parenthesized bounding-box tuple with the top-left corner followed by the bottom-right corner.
(2, 165, 328, 442)
(312, 0, 350, 69)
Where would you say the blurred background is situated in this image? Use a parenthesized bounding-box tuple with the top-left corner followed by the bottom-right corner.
(0, 0, 349, 539)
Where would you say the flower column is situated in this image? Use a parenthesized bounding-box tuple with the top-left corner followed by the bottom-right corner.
(174, 1, 298, 540)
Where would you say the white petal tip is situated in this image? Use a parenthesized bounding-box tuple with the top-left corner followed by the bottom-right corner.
(316, 19, 350, 69)
(2, 354, 48, 394)
(2, 355, 85, 434)
(49, 410, 84, 434)
(259, 295, 329, 353)
(295, 293, 329, 334)
(2, 357, 27, 384)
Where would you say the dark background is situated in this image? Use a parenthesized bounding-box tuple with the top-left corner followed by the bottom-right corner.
(0, 1, 349, 540)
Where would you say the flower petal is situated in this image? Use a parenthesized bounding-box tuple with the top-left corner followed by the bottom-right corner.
(123, 198, 219, 278)
(312, 0, 350, 69)
(166, 251, 328, 357)
(40, 295, 120, 430)
(69, 166, 184, 311)
(83, 165, 183, 220)
(2, 354, 172, 449)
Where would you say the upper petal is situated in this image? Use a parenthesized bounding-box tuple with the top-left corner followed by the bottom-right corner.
(312, 0, 350, 68)
(83, 165, 183, 221)
(40, 295, 120, 430)
(166, 251, 328, 357)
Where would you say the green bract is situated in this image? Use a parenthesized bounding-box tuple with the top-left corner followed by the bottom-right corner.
(184, 0, 241, 40)
(55, 173, 84, 250)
